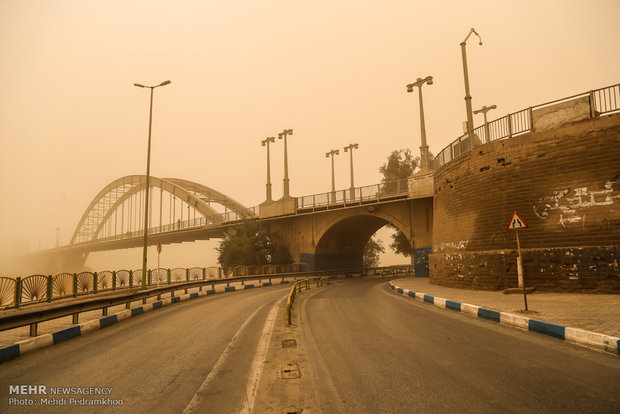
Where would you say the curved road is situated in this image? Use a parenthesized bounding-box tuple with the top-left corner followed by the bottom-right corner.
(1, 278, 619, 413)
(0, 284, 290, 413)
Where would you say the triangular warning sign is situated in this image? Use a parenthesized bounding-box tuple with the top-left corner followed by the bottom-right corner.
(507, 211, 528, 230)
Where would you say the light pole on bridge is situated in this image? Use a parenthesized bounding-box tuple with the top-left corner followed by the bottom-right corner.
(134, 79, 171, 289)
(278, 128, 294, 198)
(261, 136, 276, 201)
(473, 104, 497, 144)
(406, 76, 433, 173)
(461, 28, 483, 143)
(325, 149, 339, 203)
(343, 143, 359, 200)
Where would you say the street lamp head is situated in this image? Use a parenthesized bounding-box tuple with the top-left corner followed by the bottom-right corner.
(159, 80, 172, 86)
(262, 136, 275, 146)
(406, 84, 414, 93)
(426, 76, 433, 85)
(134, 83, 146, 88)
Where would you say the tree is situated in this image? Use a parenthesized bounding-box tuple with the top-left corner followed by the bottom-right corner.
(363, 236, 385, 267)
(378, 149, 420, 257)
(216, 220, 292, 268)
(378, 149, 420, 183)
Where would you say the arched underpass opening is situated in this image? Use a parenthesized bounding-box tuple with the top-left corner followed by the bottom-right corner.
(313, 215, 412, 270)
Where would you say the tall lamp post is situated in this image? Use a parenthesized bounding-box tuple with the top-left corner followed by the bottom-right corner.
(261, 137, 276, 201)
(473, 104, 497, 144)
(343, 143, 359, 200)
(460, 28, 483, 142)
(406, 76, 433, 173)
(325, 149, 339, 203)
(278, 128, 294, 198)
(134, 79, 171, 289)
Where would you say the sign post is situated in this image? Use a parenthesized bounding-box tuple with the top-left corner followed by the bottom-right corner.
(157, 242, 162, 287)
(507, 211, 529, 311)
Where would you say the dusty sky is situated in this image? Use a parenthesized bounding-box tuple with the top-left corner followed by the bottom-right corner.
(1, 0, 619, 274)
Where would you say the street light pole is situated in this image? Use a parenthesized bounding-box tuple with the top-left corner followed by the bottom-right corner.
(278, 128, 294, 198)
(134, 79, 171, 289)
(406, 76, 433, 172)
(343, 143, 359, 200)
(325, 149, 339, 203)
(473, 104, 497, 144)
(460, 28, 483, 142)
(261, 136, 276, 201)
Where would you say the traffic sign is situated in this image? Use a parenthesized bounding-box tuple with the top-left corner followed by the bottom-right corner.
(507, 211, 528, 231)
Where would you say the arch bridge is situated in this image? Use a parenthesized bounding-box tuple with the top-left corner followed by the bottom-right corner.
(37, 174, 434, 274)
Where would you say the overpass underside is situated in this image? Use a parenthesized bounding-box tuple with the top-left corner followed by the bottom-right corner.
(266, 197, 434, 274)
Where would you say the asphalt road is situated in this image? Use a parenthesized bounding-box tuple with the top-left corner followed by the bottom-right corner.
(0, 284, 290, 413)
(1, 278, 619, 414)
(273, 278, 620, 413)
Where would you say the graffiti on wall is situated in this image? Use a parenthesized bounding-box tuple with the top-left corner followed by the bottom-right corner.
(528, 180, 619, 228)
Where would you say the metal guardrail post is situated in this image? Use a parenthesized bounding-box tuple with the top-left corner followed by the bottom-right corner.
(167, 269, 171, 285)
(112, 271, 116, 291)
(93, 272, 98, 294)
(15, 277, 21, 309)
(202, 267, 206, 280)
(185, 268, 189, 294)
(129, 270, 134, 288)
(73, 273, 78, 298)
(47, 275, 52, 303)
(589, 90, 595, 117)
(508, 113, 513, 138)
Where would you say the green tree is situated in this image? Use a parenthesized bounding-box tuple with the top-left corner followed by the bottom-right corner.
(363, 236, 385, 267)
(216, 220, 292, 267)
(378, 149, 420, 257)
(378, 149, 420, 183)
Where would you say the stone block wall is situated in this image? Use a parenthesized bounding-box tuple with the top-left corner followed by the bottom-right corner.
(429, 113, 620, 292)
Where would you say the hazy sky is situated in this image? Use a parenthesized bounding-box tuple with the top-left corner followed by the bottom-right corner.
(1, 0, 619, 273)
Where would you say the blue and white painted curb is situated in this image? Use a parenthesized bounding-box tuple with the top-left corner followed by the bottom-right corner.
(389, 282, 620, 356)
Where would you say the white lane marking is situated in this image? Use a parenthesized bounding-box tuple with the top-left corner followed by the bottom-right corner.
(239, 297, 284, 414)
(183, 302, 267, 414)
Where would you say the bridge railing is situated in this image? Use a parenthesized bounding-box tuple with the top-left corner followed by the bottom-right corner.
(435, 83, 620, 168)
(297, 179, 409, 211)
(0, 262, 322, 310)
(73, 205, 262, 247)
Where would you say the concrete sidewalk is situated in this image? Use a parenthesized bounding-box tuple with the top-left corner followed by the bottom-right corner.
(392, 277, 620, 338)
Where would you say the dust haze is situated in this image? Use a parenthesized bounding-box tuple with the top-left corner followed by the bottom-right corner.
(1, 0, 619, 276)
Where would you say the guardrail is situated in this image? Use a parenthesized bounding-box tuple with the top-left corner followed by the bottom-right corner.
(0, 264, 413, 311)
(286, 276, 330, 325)
(435, 83, 620, 167)
(0, 266, 413, 337)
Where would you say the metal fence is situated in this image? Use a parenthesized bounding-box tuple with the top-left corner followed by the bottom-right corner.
(435, 83, 620, 167)
(0, 266, 224, 310)
(297, 179, 409, 211)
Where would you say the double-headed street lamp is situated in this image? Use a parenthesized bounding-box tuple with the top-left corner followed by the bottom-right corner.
(343, 143, 359, 200)
(473, 104, 497, 144)
(278, 128, 294, 198)
(325, 149, 339, 203)
(134, 79, 171, 289)
(406, 76, 433, 172)
(261, 136, 276, 201)
(460, 28, 483, 142)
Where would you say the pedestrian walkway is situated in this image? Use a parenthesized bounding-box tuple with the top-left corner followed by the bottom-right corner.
(392, 277, 620, 338)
